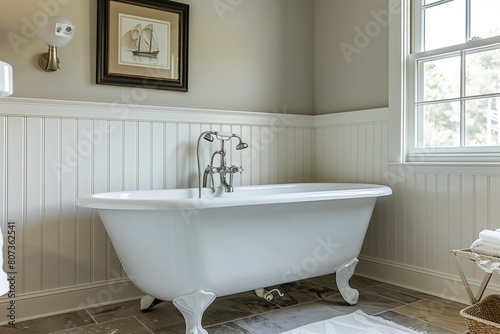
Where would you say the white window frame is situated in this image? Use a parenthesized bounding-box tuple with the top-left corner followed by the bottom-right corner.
(406, 0, 500, 162)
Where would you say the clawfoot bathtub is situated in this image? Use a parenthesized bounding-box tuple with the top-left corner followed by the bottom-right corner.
(77, 183, 391, 334)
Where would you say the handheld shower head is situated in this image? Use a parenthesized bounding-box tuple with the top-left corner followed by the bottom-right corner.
(203, 132, 214, 142)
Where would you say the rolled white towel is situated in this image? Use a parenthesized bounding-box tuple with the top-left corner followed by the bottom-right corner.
(479, 229, 500, 246)
(471, 238, 500, 257)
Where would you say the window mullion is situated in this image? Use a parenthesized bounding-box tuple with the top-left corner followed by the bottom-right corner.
(460, 50, 466, 147)
(415, 55, 424, 147)
(407, 53, 417, 154)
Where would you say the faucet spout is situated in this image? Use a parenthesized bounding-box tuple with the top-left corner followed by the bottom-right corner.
(219, 166, 233, 192)
(220, 178, 233, 192)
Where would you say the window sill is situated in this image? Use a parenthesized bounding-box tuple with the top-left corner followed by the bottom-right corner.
(408, 152, 500, 163)
(390, 161, 500, 175)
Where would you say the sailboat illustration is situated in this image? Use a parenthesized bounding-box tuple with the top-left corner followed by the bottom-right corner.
(128, 24, 160, 58)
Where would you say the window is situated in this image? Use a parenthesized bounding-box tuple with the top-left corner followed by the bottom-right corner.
(408, 0, 500, 161)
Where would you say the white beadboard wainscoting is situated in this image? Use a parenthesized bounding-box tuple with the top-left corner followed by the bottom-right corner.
(315, 108, 500, 304)
(0, 98, 314, 323)
(359, 163, 500, 302)
(1, 99, 500, 323)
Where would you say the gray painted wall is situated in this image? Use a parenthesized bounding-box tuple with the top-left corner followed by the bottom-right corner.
(0, 0, 315, 114)
(315, 0, 389, 114)
(0, 0, 389, 115)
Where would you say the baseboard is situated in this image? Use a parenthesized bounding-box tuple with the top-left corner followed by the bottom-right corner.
(0, 278, 142, 325)
(357, 255, 500, 305)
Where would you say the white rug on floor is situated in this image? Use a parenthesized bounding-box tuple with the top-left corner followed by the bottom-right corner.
(280, 310, 427, 334)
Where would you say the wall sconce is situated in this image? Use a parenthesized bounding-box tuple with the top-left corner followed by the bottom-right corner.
(0, 61, 13, 97)
(37, 16, 75, 72)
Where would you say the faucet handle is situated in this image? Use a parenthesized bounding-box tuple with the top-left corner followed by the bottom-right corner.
(205, 165, 218, 174)
(229, 165, 244, 174)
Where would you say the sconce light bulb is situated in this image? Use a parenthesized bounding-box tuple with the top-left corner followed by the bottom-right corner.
(37, 16, 75, 47)
(37, 16, 74, 72)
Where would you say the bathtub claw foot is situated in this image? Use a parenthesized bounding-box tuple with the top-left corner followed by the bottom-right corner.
(336, 258, 359, 305)
(173, 290, 216, 334)
(140, 295, 164, 311)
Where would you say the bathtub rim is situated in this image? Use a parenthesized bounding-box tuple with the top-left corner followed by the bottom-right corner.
(77, 183, 392, 210)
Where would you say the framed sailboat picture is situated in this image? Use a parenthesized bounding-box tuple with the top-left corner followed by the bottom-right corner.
(97, 0, 189, 91)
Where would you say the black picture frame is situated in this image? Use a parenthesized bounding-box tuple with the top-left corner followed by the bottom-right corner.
(97, 0, 189, 92)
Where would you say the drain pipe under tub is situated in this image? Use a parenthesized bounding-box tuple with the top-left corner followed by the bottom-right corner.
(254, 288, 284, 301)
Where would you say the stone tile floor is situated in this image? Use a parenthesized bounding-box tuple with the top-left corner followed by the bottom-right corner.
(2, 274, 470, 333)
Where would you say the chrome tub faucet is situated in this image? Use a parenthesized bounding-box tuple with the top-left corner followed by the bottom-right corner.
(197, 131, 248, 198)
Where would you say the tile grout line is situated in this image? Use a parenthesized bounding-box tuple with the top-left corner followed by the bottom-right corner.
(133, 316, 155, 334)
(85, 309, 98, 325)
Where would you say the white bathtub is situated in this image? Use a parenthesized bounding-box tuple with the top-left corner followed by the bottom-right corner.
(78, 183, 391, 334)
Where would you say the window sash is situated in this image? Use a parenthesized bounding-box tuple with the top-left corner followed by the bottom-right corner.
(415, 0, 473, 52)
(407, 0, 500, 162)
